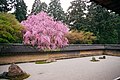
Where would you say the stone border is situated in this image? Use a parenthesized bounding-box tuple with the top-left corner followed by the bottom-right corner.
(0, 49, 120, 65)
(0, 44, 120, 55)
(0, 44, 120, 65)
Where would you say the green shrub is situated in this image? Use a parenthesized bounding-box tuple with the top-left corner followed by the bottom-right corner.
(66, 30, 96, 44)
(0, 12, 24, 43)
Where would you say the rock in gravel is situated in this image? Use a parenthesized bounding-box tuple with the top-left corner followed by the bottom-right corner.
(8, 63, 24, 77)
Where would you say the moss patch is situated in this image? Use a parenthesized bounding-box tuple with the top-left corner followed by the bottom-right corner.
(8, 73, 30, 80)
(90, 60, 100, 62)
(90, 57, 100, 62)
(35, 60, 51, 64)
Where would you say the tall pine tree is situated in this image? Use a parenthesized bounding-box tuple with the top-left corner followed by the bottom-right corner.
(67, 0, 87, 30)
(14, 0, 27, 22)
(86, 2, 118, 44)
(0, 0, 14, 12)
(48, 0, 66, 22)
(31, 0, 47, 14)
(67, 0, 120, 44)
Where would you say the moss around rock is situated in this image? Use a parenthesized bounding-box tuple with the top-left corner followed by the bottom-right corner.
(8, 73, 30, 80)
(90, 57, 99, 62)
(35, 58, 57, 64)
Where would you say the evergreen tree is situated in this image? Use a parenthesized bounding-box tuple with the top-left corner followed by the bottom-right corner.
(0, 0, 14, 12)
(31, 0, 41, 14)
(86, 2, 118, 44)
(48, 0, 66, 22)
(14, 0, 27, 22)
(67, 0, 120, 44)
(31, 0, 47, 14)
(40, 2, 48, 12)
(67, 0, 87, 30)
(110, 13, 120, 44)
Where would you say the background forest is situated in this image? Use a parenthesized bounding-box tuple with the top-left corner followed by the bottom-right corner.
(0, 0, 120, 44)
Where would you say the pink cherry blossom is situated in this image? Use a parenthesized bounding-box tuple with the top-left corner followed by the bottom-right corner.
(21, 11, 69, 50)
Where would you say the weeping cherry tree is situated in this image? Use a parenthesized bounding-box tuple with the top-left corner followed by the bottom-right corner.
(21, 11, 69, 50)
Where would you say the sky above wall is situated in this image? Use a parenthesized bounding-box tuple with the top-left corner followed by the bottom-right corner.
(24, 0, 73, 13)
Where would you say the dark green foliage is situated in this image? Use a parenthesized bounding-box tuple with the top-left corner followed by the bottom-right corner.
(113, 15, 120, 44)
(0, 0, 14, 12)
(31, 0, 48, 14)
(14, 0, 27, 22)
(67, 0, 120, 44)
(86, 2, 119, 44)
(31, 0, 41, 14)
(48, 0, 67, 22)
(0, 12, 23, 43)
(67, 0, 87, 30)
(0, 0, 27, 22)
(40, 2, 48, 12)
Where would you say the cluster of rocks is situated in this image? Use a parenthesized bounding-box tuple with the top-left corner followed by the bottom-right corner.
(90, 56, 106, 62)
(99, 56, 106, 59)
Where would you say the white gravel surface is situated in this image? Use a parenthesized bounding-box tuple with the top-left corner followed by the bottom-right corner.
(0, 55, 120, 80)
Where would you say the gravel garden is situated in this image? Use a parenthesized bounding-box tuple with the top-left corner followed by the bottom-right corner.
(0, 55, 120, 80)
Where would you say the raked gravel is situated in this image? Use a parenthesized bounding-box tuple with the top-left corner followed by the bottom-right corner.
(0, 55, 120, 80)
